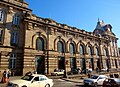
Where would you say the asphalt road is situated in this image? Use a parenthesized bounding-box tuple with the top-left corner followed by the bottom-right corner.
(0, 78, 84, 87)
(53, 79, 83, 87)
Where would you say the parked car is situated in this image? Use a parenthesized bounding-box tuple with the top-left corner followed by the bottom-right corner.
(101, 67, 108, 72)
(103, 78, 120, 87)
(67, 69, 78, 75)
(7, 74, 54, 87)
(84, 74, 108, 87)
(51, 69, 65, 76)
(81, 68, 92, 74)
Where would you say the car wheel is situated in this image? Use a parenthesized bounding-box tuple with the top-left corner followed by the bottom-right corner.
(94, 82, 98, 87)
(22, 86, 27, 87)
(45, 84, 50, 87)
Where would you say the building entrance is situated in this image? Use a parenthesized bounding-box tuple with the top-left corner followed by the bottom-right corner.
(70, 58, 76, 70)
(97, 59, 101, 69)
(58, 57, 65, 70)
(35, 56, 45, 74)
(81, 58, 86, 73)
(90, 58, 94, 70)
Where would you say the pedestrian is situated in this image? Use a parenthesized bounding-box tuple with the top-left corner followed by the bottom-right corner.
(87, 72, 91, 78)
(96, 67, 99, 73)
(2, 69, 10, 83)
(77, 68, 81, 74)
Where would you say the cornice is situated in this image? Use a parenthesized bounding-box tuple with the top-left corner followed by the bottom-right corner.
(0, 0, 32, 12)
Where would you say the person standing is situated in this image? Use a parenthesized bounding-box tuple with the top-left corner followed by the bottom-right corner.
(2, 69, 10, 83)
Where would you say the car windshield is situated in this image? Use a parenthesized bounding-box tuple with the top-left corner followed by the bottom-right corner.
(91, 76, 98, 79)
(112, 79, 120, 82)
(21, 75, 34, 81)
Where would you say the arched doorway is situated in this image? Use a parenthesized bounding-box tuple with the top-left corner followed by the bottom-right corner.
(35, 56, 45, 74)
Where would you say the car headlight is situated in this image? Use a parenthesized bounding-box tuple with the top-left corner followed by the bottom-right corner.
(13, 84, 19, 87)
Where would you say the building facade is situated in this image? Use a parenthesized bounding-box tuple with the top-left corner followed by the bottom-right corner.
(0, 0, 119, 75)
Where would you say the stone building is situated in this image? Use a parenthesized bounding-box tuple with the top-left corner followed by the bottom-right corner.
(0, 0, 119, 75)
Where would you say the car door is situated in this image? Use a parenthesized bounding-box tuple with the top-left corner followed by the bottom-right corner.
(97, 76, 106, 85)
(39, 76, 47, 87)
(29, 76, 40, 87)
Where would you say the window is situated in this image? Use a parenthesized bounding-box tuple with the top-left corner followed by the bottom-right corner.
(57, 41, 64, 53)
(10, 32, 18, 46)
(80, 45, 84, 55)
(70, 43, 75, 54)
(104, 49, 108, 56)
(13, 14, 20, 25)
(34, 77, 39, 81)
(88, 46, 92, 55)
(112, 59, 114, 66)
(0, 29, 3, 42)
(9, 54, 16, 69)
(0, 10, 4, 22)
(36, 37, 44, 51)
(96, 47, 99, 57)
(40, 77, 47, 81)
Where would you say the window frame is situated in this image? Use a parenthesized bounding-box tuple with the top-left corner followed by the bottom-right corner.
(69, 43, 75, 54)
(10, 32, 18, 46)
(57, 41, 64, 53)
(88, 46, 92, 55)
(36, 37, 44, 51)
(9, 54, 16, 69)
(0, 10, 4, 22)
(12, 14, 20, 25)
(80, 45, 84, 55)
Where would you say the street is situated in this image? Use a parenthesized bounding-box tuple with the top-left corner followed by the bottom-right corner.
(53, 79, 83, 87)
(0, 78, 84, 87)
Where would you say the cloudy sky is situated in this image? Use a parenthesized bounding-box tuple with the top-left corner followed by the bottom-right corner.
(25, 0, 120, 47)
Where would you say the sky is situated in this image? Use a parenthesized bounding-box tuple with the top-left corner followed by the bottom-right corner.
(25, 0, 120, 47)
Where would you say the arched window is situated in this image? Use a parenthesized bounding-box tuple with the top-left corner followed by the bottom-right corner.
(57, 41, 64, 53)
(96, 47, 99, 57)
(36, 37, 44, 51)
(80, 45, 84, 55)
(70, 43, 75, 54)
(88, 46, 92, 55)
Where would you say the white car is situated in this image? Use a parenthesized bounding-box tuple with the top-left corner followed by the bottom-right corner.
(101, 68, 108, 72)
(51, 69, 65, 76)
(84, 75, 108, 87)
(7, 74, 54, 87)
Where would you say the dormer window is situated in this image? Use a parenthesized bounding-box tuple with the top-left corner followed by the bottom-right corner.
(0, 10, 4, 22)
(13, 14, 20, 25)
